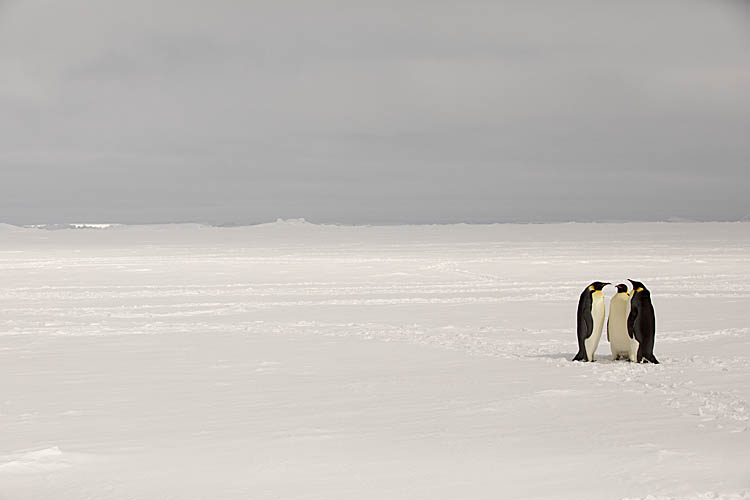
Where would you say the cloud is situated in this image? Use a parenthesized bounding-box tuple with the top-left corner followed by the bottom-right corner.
(1, 0, 749, 223)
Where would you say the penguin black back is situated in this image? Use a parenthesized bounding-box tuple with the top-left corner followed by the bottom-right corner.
(627, 279, 659, 363)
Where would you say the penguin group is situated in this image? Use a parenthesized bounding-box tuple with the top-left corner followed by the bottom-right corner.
(573, 280, 659, 363)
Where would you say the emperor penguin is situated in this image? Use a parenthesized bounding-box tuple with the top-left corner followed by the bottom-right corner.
(573, 281, 610, 362)
(627, 279, 659, 364)
(607, 284, 633, 361)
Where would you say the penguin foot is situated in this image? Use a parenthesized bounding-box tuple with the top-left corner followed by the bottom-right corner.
(572, 351, 587, 362)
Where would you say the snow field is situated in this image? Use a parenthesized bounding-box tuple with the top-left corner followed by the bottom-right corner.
(1, 221, 749, 499)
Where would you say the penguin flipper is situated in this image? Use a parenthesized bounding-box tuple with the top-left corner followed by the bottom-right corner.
(606, 320, 610, 342)
(627, 304, 638, 340)
(583, 308, 594, 339)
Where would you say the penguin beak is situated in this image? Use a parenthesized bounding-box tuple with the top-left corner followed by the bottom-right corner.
(603, 282, 611, 286)
(627, 279, 635, 286)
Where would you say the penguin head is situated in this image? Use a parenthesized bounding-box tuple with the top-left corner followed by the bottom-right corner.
(628, 279, 647, 292)
(615, 283, 628, 294)
(589, 281, 610, 291)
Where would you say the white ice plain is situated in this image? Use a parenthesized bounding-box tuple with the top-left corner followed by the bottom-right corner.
(1, 221, 749, 500)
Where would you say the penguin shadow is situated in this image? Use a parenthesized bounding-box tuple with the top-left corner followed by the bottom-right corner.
(528, 353, 636, 364)
(527, 353, 572, 361)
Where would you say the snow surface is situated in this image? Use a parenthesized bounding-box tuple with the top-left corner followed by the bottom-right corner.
(1, 221, 749, 499)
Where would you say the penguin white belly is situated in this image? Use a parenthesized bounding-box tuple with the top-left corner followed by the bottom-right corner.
(630, 337, 639, 363)
(608, 294, 631, 360)
(585, 291, 605, 361)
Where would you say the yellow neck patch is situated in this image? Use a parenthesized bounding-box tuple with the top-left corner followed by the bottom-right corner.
(636, 287, 644, 292)
(588, 285, 595, 291)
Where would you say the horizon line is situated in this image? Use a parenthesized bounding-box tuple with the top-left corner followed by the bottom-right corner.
(4, 217, 750, 230)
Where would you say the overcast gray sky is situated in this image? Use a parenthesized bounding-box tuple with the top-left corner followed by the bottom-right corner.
(1, 0, 749, 224)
